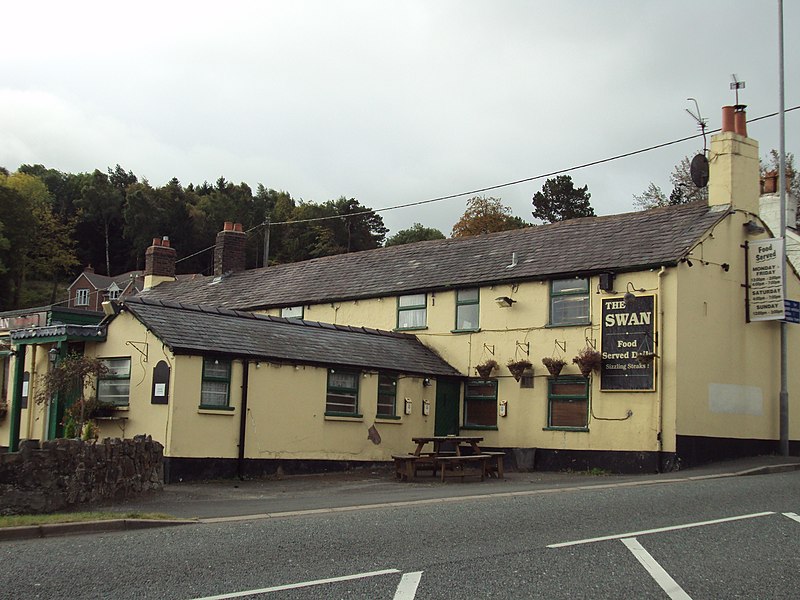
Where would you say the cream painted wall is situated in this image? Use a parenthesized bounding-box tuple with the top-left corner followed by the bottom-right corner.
(673, 212, 800, 442)
(264, 275, 668, 454)
(83, 311, 173, 452)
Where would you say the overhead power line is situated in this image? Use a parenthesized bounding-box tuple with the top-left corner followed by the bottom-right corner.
(176, 105, 798, 264)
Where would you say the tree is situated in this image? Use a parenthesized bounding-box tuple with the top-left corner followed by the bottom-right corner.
(451, 196, 528, 237)
(76, 170, 125, 275)
(634, 155, 709, 210)
(761, 149, 799, 201)
(386, 223, 446, 246)
(531, 176, 594, 223)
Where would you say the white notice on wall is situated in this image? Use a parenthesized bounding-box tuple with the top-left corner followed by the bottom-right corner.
(748, 237, 785, 321)
(154, 383, 166, 397)
(22, 381, 28, 397)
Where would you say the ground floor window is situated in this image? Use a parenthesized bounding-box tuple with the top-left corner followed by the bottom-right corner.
(201, 358, 231, 408)
(97, 358, 131, 406)
(326, 369, 359, 415)
(377, 373, 397, 417)
(463, 379, 497, 428)
(548, 377, 589, 429)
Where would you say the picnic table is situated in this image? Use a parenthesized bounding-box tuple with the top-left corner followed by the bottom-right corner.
(393, 436, 505, 482)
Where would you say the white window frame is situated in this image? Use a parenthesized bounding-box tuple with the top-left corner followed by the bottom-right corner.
(75, 288, 90, 306)
(97, 358, 131, 406)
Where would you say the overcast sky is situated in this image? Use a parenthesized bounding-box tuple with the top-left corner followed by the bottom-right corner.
(1, 1, 797, 237)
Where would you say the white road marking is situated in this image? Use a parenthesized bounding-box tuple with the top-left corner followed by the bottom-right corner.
(782, 512, 800, 523)
(189, 568, 401, 599)
(547, 511, 775, 548)
(622, 537, 692, 600)
(393, 571, 423, 600)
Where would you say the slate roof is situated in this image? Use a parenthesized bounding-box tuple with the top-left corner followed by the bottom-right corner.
(71, 270, 143, 294)
(140, 201, 730, 311)
(121, 297, 462, 377)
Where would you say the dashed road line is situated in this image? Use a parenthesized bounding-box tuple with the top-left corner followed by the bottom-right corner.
(547, 511, 775, 548)
(782, 511, 800, 523)
(188, 568, 401, 599)
(393, 571, 423, 600)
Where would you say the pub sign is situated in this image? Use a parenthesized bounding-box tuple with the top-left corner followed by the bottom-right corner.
(601, 294, 656, 391)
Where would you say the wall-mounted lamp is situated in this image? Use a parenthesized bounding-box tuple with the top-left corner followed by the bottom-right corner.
(495, 296, 516, 308)
(743, 220, 765, 235)
(624, 282, 645, 308)
(48, 347, 59, 365)
(422, 377, 432, 387)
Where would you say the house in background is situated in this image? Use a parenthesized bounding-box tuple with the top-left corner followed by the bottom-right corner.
(66, 266, 143, 312)
(3, 106, 799, 479)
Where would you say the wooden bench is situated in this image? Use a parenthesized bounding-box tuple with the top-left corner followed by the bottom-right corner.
(435, 454, 490, 482)
(392, 454, 419, 481)
(483, 451, 506, 479)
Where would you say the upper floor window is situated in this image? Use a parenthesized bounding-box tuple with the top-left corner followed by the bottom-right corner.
(397, 294, 427, 330)
(201, 358, 231, 408)
(455, 288, 480, 331)
(97, 358, 131, 406)
(281, 306, 304, 319)
(107, 287, 121, 300)
(550, 278, 589, 326)
(326, 369, 360, 415)
(377, 373, 397, 418)
(75, 289, 90, 306)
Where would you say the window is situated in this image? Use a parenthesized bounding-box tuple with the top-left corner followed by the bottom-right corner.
(550, 278, 590, 326)
(107, 287, 121, 300)
(463, 379, 497, 428)
(326, 370, 359, 415)
(75, 288, 90, 306)
(397, 294, 427, 329)
(548, 377, 589, 429)
(281, 306, 304, 319)
(201, 358, 231, 408)
(377, 373, 397, 417)
(455, 288, 480, 330)
(97, 358, 131, 406)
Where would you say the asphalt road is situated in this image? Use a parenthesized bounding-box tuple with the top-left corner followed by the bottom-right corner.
(2, 471, 799, 599)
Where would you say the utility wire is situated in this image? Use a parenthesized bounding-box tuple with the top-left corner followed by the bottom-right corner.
(176, 105, 799, 264)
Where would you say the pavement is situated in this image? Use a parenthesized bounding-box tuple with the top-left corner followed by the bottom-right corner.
(3, 454, 800, 541)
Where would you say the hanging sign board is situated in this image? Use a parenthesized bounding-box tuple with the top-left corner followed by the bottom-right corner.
(600, 294, 656, 391)
(748, 238, 785, 321)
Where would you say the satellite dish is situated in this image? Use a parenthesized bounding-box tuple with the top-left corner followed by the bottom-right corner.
(690, 154, 709, 188)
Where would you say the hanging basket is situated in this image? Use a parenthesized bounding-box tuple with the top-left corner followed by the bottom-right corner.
(541, 357, 566, 378)
(572, 348, 602, 378)
(475, 359, 498, 378)
(507, 359, 533, 382)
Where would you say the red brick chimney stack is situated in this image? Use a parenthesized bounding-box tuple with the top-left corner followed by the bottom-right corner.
(214, 222, 246, 276)
(145, 236, 176, 278)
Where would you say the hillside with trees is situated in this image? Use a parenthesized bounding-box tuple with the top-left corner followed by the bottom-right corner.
(0, 164, 388, 310)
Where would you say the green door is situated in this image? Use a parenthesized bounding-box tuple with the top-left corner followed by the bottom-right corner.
(434, 379, 461, 436)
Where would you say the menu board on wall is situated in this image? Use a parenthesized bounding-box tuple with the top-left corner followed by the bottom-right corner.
(601, 295, 656, 391)
(747, 237, 785, 322)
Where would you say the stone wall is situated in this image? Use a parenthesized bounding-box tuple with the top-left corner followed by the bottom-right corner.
(0, 436, 164, 515)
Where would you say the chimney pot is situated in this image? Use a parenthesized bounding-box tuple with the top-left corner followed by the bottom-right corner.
(734, 106, 748, 137)
(234, 223, 243, 232)
(152, 237, 162, 246)
(721, 106, 735, 133)
(162, 236, 170, 248)
(224, 221, 234, 231)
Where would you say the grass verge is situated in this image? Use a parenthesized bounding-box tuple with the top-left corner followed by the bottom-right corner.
(0, 512, 176, 528)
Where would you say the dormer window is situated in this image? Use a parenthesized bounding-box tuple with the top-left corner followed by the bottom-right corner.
(75, 289, 90, 306)
(281, 306, 304, 319)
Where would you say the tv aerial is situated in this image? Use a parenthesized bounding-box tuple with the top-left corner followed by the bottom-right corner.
(686, 98, 709, 188)
(730, 74, 746, 107)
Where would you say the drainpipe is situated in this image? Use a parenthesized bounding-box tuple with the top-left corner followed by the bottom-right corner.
(237, 359, 250, 480)
(655, 266, 667, 471)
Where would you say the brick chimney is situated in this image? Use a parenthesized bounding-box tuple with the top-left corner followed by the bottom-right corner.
(708, 105, 759, 214)
(143, 236, 176, 290)
(214, 222, 246, 276)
